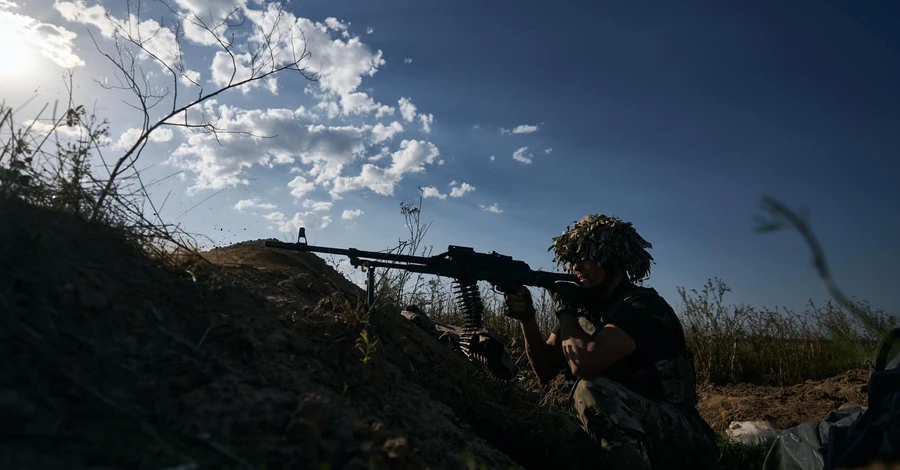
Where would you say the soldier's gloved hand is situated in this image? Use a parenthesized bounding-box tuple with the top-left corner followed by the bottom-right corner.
(548, 281, 583, 317)
(497, 284, 536, 322)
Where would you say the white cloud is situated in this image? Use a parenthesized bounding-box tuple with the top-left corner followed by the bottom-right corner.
(420, 181, 474, 200)
(371, 121, 403, 144)
(340, 91, 378, 115)
(330, 139, 439, 197)
(545, 148, 553, 154)
(235, 198, 276, 212)
(341, 209, 363, 220)
(56, 1, 180, 70)
(211, 51, 275, 95)
(53, 1, 115, 37)
(449, 182, 475, 198)
(396, 97, 432, 133)
(324, 17, 348, 32)
(112, 127, 174, 150)
(264, 76, 278, 94)
(242, 5, 386, 105)
(419, 113, 433, 134)
(398, 97, 417, 122)
(167, 104, 368, 193)
(384, 140, 439, 176)
(480, 203, 503, 214)
(421, 186, 447, 200)
(366, 26, 373, 34)
(302, 200, 333, 212)
(490, 155, 495, 161)
(404, 57, 413, 64)
(288, 175, 316, 198)
(499, 124, 541, 135)
(264, 211, 285, 222)
(512, 124, 539, 134)
(375, 105, 395, 118)
(1, 8, 84, 68)
(512, 147, 532, 164)
(264, 210, 331, 233)
(166, 0, 249, 46)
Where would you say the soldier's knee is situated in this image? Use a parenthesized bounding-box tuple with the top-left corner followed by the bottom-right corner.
(571, 377, 624, 427)
(570, 380, 653, 468)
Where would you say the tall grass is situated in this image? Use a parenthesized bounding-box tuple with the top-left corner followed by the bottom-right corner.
(679, 278, 897, 385)
(0, 94, 196, 263)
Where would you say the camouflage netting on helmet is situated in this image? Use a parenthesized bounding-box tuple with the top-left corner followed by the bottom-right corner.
(549, 214, 655, 282)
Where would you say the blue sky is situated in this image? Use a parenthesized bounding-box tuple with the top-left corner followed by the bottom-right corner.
(2, 0, 898, 316)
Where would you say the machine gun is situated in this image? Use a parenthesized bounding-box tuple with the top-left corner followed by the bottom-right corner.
(264, 228, 577, 380)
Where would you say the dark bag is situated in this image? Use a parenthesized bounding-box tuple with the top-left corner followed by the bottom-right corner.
(762, 327, 900, 470)
(823, 327, 900, 469)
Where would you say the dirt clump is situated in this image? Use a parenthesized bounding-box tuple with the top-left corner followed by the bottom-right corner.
(697, 368, 869, 432)
(0, 197, 585, 470)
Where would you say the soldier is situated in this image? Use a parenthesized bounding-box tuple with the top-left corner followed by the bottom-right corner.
(500, 214, 719, 470)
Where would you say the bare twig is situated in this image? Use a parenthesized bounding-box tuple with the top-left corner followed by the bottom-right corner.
(81, 0, 319, 221)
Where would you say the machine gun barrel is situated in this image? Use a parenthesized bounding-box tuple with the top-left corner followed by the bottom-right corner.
(264, 240, 430, 265)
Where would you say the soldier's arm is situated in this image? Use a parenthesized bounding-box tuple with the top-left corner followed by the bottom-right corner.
(519, 317, 564, 383)
(557, 313, 636, 379)
(560, 294, 677, 379)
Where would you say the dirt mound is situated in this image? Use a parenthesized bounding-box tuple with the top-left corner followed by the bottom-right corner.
(200, 240, 363, 299)
(697, 368, 869, 432)
(5, 195, 882, 470)
(0, 197, 585, 470)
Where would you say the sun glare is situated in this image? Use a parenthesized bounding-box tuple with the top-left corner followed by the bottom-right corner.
(0, 27, 35, 79)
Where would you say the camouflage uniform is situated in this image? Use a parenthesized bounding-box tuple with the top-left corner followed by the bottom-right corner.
(547, 214, 719, 470)
(565, 285, 719, 470)
(571, 375, 718, 470)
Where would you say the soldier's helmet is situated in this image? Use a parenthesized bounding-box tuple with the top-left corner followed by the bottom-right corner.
(549, 213, 655, 282)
